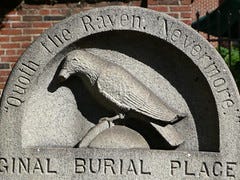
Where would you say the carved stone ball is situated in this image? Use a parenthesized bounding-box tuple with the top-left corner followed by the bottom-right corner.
(88, 125, 150, 149)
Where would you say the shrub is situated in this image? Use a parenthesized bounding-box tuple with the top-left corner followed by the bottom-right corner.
(218, 46, 240, 88)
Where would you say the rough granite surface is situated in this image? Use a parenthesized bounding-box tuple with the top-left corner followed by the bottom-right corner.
(0, 6, 240, 180)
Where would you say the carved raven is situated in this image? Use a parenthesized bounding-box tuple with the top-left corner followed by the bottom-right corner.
(58, 50, 186, 147)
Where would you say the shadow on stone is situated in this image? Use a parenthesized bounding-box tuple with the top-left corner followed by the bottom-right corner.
(126, 118, 177, 150)
(48, 60, 177, 150)
(69, 30, 219, 152)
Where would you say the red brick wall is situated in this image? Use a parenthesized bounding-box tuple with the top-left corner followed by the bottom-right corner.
(191, 0, 219, 47)
(192, 0, 219, 21)
(0, 1, 194, 96)
(147, 0, 193, 24)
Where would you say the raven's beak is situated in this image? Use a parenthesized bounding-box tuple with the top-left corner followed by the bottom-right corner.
(58, 69, 70, 82)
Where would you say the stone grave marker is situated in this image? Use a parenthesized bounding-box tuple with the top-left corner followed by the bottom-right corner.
(0, 6, 240, 179)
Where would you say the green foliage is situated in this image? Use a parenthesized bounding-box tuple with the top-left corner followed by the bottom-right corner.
(218, 46, 240, 88)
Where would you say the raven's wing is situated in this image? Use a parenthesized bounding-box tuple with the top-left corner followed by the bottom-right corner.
(97, 64, 179, 123)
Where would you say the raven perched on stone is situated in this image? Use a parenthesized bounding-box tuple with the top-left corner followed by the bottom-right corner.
(58, 50, 186, 147)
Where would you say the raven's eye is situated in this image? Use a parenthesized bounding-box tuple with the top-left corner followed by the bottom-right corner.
(71, 58, 78, 66)
(72, 58, 78, 62)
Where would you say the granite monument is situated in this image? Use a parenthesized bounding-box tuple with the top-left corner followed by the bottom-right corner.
(0, 6, 239, 179)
